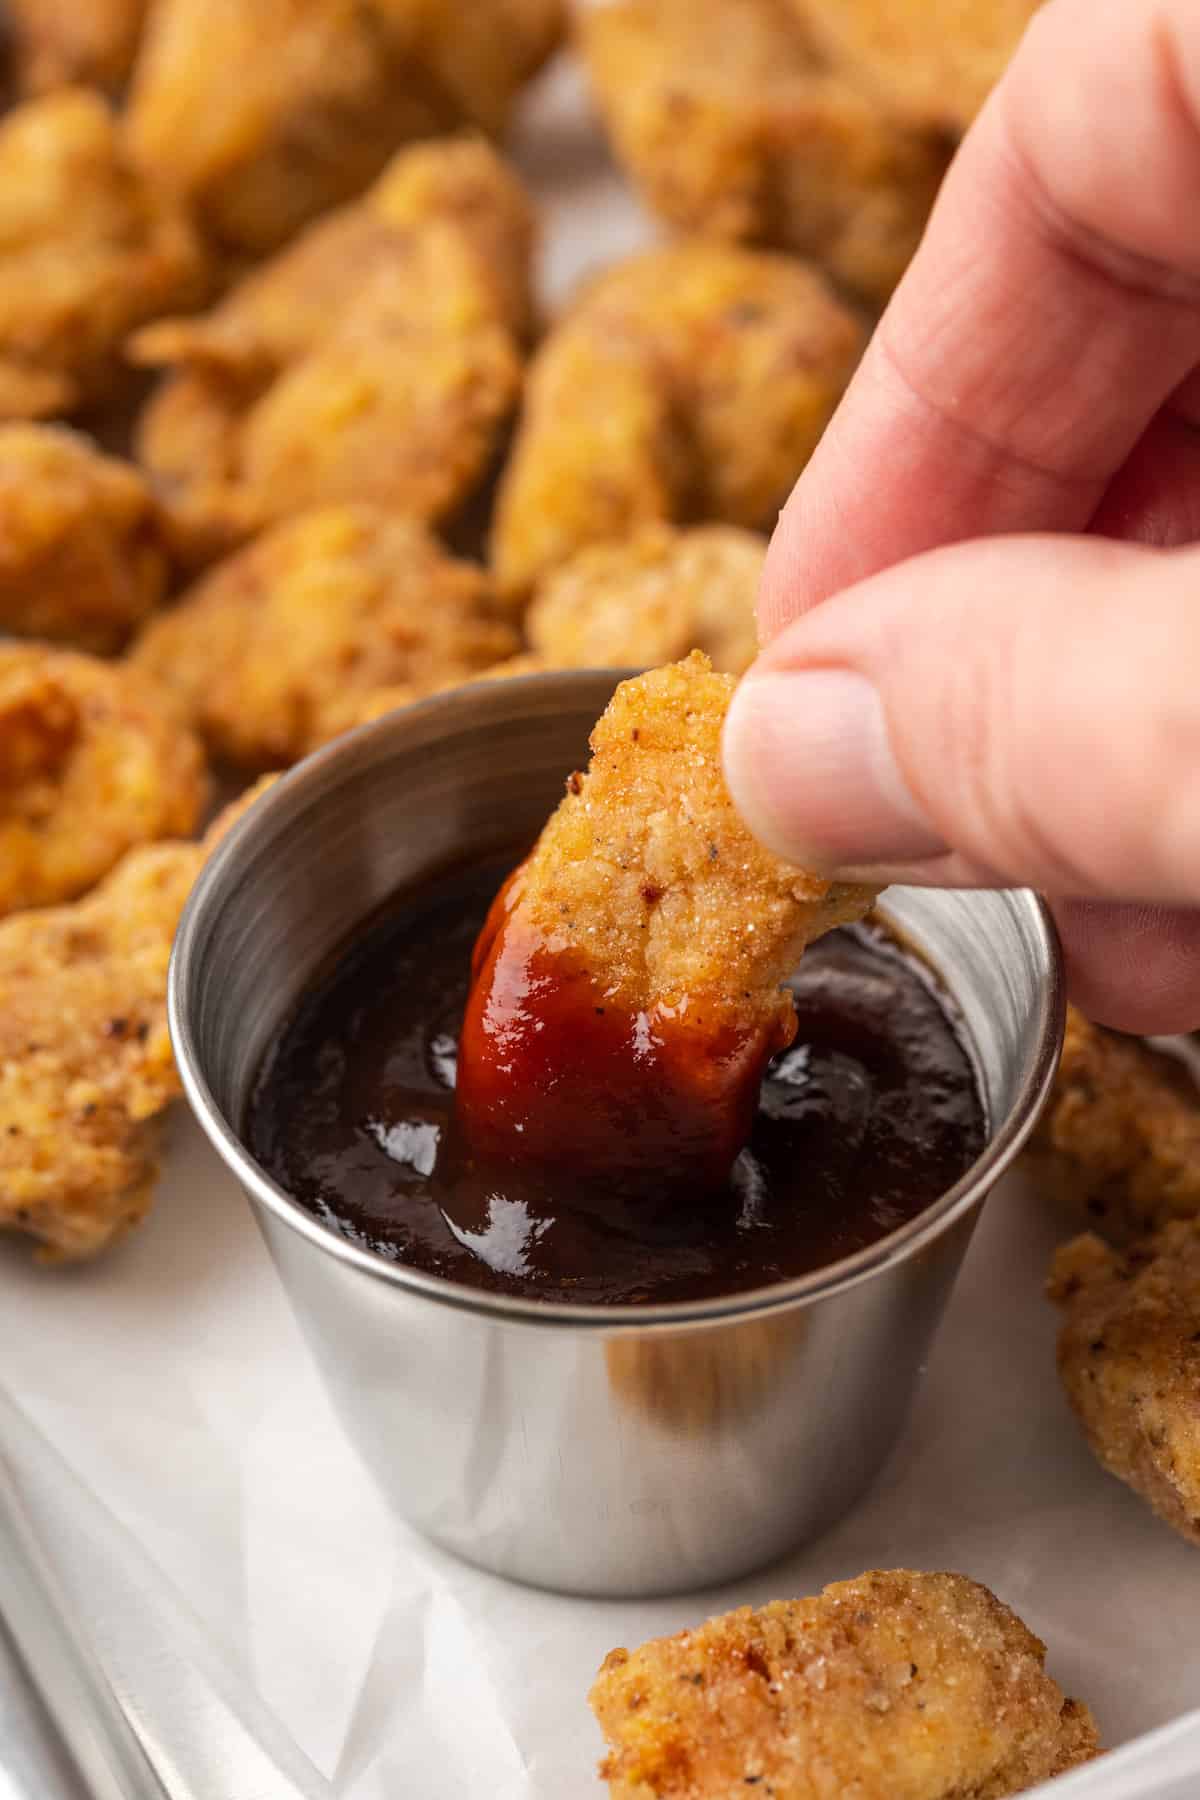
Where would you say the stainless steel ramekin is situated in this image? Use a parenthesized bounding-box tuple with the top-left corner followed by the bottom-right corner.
(169, 673, 1064, 1599)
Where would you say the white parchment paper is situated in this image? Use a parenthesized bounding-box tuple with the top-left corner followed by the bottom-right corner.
(1, 55, 1199, 1800)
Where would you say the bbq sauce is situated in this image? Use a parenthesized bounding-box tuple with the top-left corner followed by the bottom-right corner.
(248, 855, 987, 1307)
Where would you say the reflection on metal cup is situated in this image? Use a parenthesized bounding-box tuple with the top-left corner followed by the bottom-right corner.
(170, 672, 1064, 1599)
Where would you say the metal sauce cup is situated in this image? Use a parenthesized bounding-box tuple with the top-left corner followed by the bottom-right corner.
(170, 673, 1064, 1599)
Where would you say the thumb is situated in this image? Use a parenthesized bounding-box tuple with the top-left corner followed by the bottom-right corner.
(725, 535, 1200, 905)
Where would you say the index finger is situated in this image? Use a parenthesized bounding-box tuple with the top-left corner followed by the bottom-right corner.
(760, 0, 1200, 638)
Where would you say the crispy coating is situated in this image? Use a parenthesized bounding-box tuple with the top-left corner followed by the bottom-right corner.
(526, 526, 764, 675)
(0, 644, 208, 918)
(131, 506, 518, 770)
(0, 783, 271, 1262)
(490, 242, 864, 601)
(1051, 1223, 1200, 1546)
(591, 1570, 1100, 1799)
(1026, 1007, 1200, 1244)
(133, 139, 534, 563)
(316, 651, 547, 742)
(7, 0, 147, 94)
(125, 0, 564, 255)
(509, 653, 874, 1036)
(0, 425, 168, 652)
(0, 89, 208, 421)
(581, 0, 951, 307)
(792, 0, 1041, 135)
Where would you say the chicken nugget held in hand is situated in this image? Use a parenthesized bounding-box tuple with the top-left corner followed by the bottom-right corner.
(450, 654, 878, 1220)
(591, 1569, 1099, 1800)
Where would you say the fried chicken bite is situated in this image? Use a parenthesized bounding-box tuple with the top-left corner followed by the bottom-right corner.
(7, 0, 147, 95)
(0, 425, 168, 652)
(132, 139, 535, 564)
(0, 88, 207, 422)
(591, 1570, 1100, 1800)
(791, 0, 1041, 135)
(1051, 1223, 1200, 1546)
(125, 0, 563, 255)
(526, 526, 764, 675)
(0, 783, 271, 1262)
(490, 243, 864, 602)
(580, 0, 951, 307)
(131, 506, 518, 770)
(0, 644, 208, 919)
(1026, 1008, 1200, 1245)
(454, 654, 877, 1201)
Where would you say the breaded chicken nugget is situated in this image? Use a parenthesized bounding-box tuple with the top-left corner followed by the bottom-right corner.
(1051, 1223, 1200, 1545)
(0, 782, 271, 1262)
(581, 0, 951, 307)
(133, 140, 534, 564)
(792, 0, 1041, 135)
(455, 653, 876, 1193)
(591, 1569, 1100, 1799)
(1026, 1007, 1200, 1244)
(131, 506, 518, 770)
(125, 0, 563, 255)
(8, 0, 147, 95)
(0, 89, 207, 421)
(0, 425, 168, 652)
(0, 645, 208, 918)
(490, 243, 864, 601)
(526, 526, 763, 675)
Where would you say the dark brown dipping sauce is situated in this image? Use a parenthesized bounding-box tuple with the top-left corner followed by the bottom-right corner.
(247, 856, 987, 1306)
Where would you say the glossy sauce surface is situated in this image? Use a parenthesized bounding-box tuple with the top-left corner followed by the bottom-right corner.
(248, 856, 987, 1306)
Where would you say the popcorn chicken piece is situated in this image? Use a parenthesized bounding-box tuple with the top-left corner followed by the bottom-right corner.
(526, 526, 764, 675)
(0, 89, 208, 421)
(0, 644, 208, 918)
(0, 425, 168, 652)
(455, 653, 877, 1194)
(0, 783, 271, 1262)
(792, 0, 1041, 135)
(7, 0, 147, 95)
(491, 243, 864, 601)
(1051, 1222, 1200, 1546)
(592, 1570, 1099, 1799)
(132, 506, 519, 770)
(581, 0, 951, 307)
(133, 139, 535, 563)
(316, 651, 547, 742)
(125, 0, 563, 254)
(1025, 1008, 1200, 1244)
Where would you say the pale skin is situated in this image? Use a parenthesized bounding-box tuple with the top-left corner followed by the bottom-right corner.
(723, 0, 1200, 1033)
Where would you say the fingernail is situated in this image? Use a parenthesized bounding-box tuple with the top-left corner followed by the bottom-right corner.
(723, 669, 948, 871)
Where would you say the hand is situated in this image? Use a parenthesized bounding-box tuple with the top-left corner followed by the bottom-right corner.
(723, 0, 1200, 1033)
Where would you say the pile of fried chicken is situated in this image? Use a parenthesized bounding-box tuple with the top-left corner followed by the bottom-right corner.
(8, 5, 1198, 1795)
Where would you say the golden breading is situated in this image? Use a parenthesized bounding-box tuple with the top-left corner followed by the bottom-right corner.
(0, 425, 169, 652)
(526, 526, 764, 675)
(581, 0, 951, 307)
(591, 1570, 1100, 1800)
(132, 139, 534, 564)
(791, 0, 1041, 135)
(0, 88, 208, 422)
(1025, 1007, 1200, 1244)
(1051, 1223, 1200, 1546)
(0, 782, 272, 1262)
(125, 0, 564, 255)
(7, 0, 147, 94)
(131, 506, 519, 770)
(0, 644, 208, 918)
(490, 243, 865, 601)
(316, 651, 547, 742)
(454, 655, 876, 1190)
(504, 654, 874, 1027)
